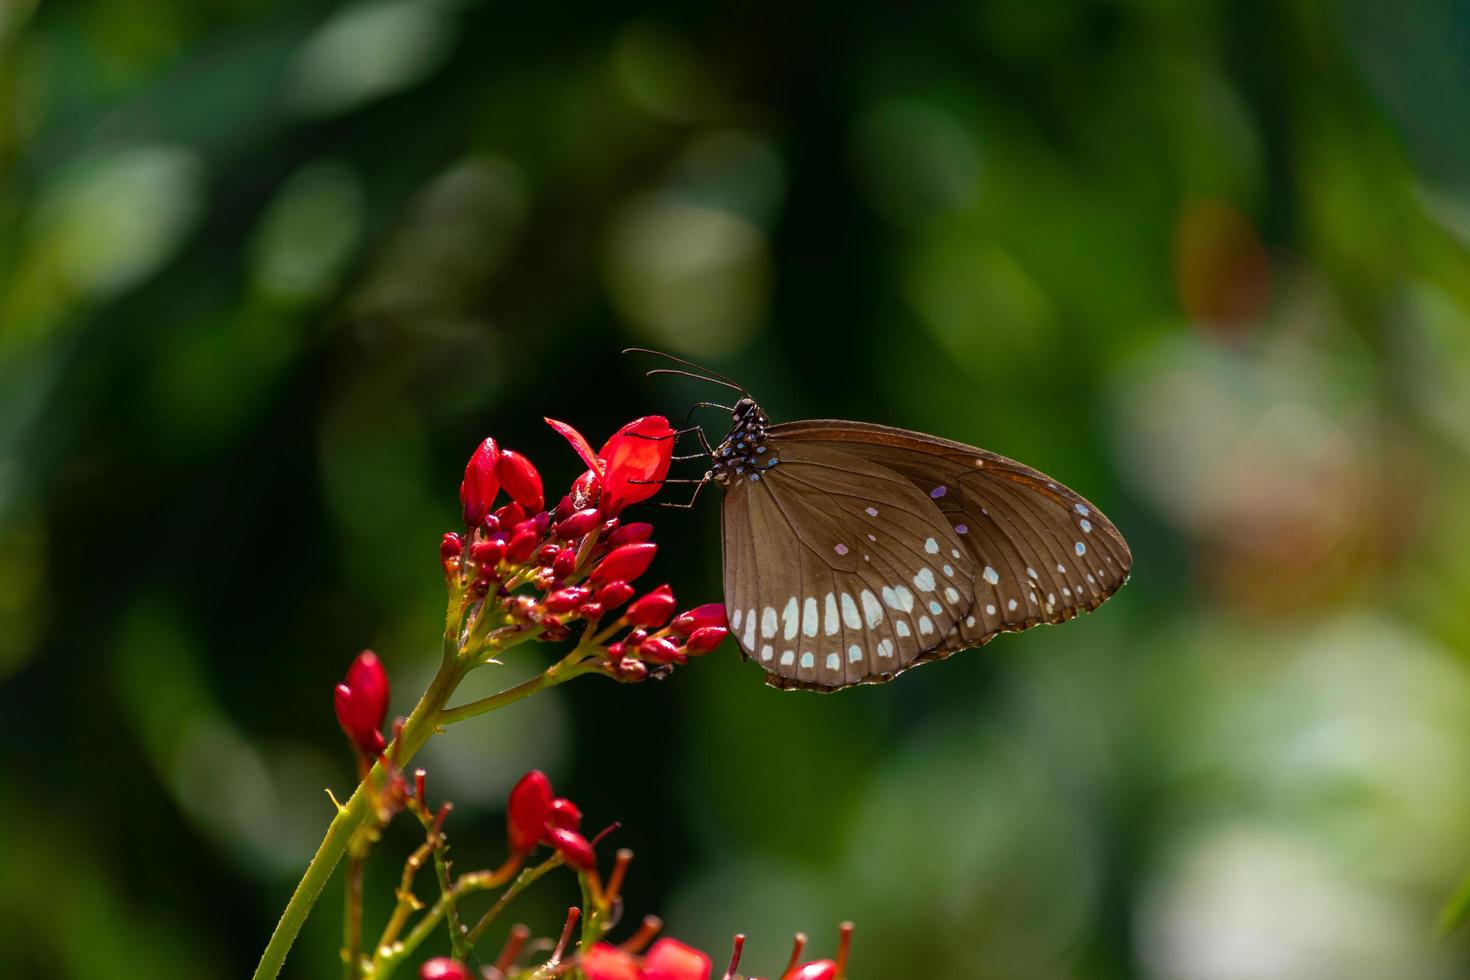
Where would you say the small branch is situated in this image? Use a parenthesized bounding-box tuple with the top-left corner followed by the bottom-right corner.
(464, 854, 565, 947)
(438, 652, 592, 727)
(377, 838, 434, 953)
(342, 856, 365, 980)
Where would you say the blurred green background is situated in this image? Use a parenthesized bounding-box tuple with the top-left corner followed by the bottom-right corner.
(6, 0, 1470, 977)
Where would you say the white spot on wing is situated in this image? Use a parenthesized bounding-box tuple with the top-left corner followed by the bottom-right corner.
(841, 593, 862, 629)
(823, 593, 839, 636)
(877, 639, 894, 658)
(1075, 503, 1090, 516)
(780, 650, 794, 666)
(761, 644, 772, 661)
(782, 597, 798, 640)
(761, 607, 777, 639)
(919, 616, 934, 635)
(983, 566, 999, 585)
(732, 608, 743, 630)
(825, 652, 840, 670)
(848, 644, 863, 663)
(1008, 598, 1017, 611)
(860, 590, 883, 627)
(1075, 541, 1086, 556)
(1080, 519, 1092, 533)
(924, 537, 939, 554)
(913, 568, 937, 592)
(928, 600, 942, 615)
(984, 604, 995, 615)
(944, 587, 960, 602)
(802, 597, 818, 638)
(800, 652, 814, 669)
(895, 620, 911, 637)
(742, 611, 756, 649)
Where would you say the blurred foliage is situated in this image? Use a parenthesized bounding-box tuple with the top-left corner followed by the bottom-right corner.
(5, 0, 1470, 977)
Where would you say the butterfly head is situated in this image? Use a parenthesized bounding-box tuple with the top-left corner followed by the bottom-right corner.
(709, 398, 774, 487)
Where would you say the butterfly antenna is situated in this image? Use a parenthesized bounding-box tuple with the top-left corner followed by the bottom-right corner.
(622, 347, 750, 396)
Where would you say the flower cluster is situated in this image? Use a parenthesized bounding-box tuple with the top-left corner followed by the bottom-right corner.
(440, 417, 728, 679)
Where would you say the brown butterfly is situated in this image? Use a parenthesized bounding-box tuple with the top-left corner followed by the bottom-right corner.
(630, 350, 1133, 692)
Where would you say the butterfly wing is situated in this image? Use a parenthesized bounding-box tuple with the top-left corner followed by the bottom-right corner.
(771, 419, 1131, 655)
(721, 440, 979, 691)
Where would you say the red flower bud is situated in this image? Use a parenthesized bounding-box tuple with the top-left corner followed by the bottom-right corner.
(556, 507, 601, 539)
(643, 938, 713, 980)
(669, 603, 728, 636)
(684, 626, 728, 654)
(616, 657, 648, 681)
(548, 826, 596, 871)
(505, 528, 539, 563)
(334, 650, 389, 757)
(606, 641, 626, 659)
(578, 601, 604, 621)
(626, 584, 677, 628)
(580, 943, 641, 980)
(543, 586, 591, 613)
(591, 543, 657, 585)
(596, 581, 636, 609)
(495, 448, 544, 512)
(547, 797, 582, 833)
(782, 962, 837, 980)
(506, 770, 553, 854)
(439, 532, 463, 569)
(459, 438, 501, 528)
(638, 636, 681, 663)
(598, 416, 676, 516)
(571, 468, 602, 509)
(553, 548, 578, 578)
(471, 538, 505, 566)
(420, 957, 473, 980)
(493, 501, 525, 528)
(606, 521, 654, 546)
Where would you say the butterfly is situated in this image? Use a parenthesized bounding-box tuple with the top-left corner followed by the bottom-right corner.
(629, 350, 1133, 692)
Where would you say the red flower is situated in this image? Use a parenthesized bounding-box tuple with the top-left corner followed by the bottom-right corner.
(495, 448, 544, 512)
(546, 416, 676, 516)
(581, 944, 642, 980)
(637, 636, 682, 664)
(419, 958, 472, 980)
(642, 938, 712, 980)
(333, 650, 389, 757)
(607, 522, 654, 546)
(506, 770, 553, 854)
(598, 416, 676, 516)
(669, 604, 727, 636)
(597, 581, 636, 609)
(459, 438, 500, 528)
(592, 543, 658, 585)
(626, 585, 677, 628)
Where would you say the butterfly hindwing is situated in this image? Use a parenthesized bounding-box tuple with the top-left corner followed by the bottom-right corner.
(721, 440, 978, 690)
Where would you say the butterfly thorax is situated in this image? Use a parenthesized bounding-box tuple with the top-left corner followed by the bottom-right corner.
(709, 399, 777, 487)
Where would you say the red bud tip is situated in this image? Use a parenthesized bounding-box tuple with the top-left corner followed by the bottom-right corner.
(684, 626, 728, 654)
(548, 826, 597, 871)
(439, 532, 463, 566)
(642, 938, 713, 980)
(495, 448, 544, 512)
(579, 601, 605, 621)
(334, 651, 389, 757)
(598, 416, 676, 516)
(596, 581, 636, 609)
(572, 468, 603, 509)
(625, 584, 677, 628)
(782, 961, 837, 980)
(591, 542, 658, 585)
(548, 796, 582, 833)
(505, 528, 539, 563)
(471, 538, 505, 566)
(506, 770, 554, 854)
(606, 521, 655, 547)
(638, 636, 682, 663)
(493, 501, 526, 528)
(459, 438, 501, 528)
(669, 603, 728, 635)
(581, 943, 641, 980)
(555, 507, 601, 539)
(419, 957, 473, 980)
(553, 548, 578, 578)
(544, 586, 591, 613)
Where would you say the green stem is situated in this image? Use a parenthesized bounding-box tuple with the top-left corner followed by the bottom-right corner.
(343, 855, 365, 979)
(438, 653, 592, 726)
(252, 654, 465, 980)
(463, 854, 564, 947)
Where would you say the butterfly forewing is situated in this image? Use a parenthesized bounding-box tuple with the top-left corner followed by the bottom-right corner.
(722, 441, 978, 690)
(771, 420, 1132, 657)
